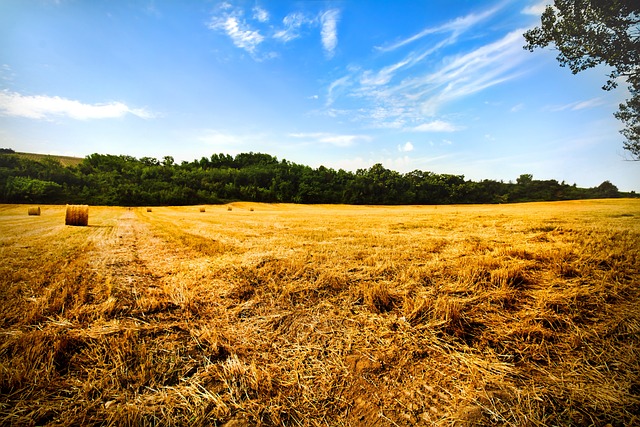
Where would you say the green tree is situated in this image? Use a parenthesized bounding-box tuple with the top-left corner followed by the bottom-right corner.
(162, 156, 175, 167)
(4, 176, 63, 202)
(524, 1, 640, 158)
(516, 174, 534, 185)
(595, 180, 620, 197)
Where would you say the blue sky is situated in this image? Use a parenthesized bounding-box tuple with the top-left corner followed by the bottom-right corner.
(1, 0, 638, 191)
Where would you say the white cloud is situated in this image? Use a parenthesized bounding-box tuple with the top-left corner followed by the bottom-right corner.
(377, 4, 503, 52)
(1, 64, 15, 82)
(208, 5, 340, 60)
(572, 98, 606, 110)
(324, 3, 532, 129)
(289, 132, 371, 147)
(356, 4, 507, 104)
(366, 29, 529, 119)
(274, 12, 310, 42)
(398, 141, 414, 152)
(0, 90, 155, 120)
(208, 15, 264, 54)
(360, 59, 412, 86)
(252, 6, 269, 23)
(412, 30, 527, 108)
(198, 129, 247, 146)
(522, 2, 549, 16)
(412, 120, 461, 132)
(511, 103, 525, 112)
(326, 74, 352, 107)
(548, 97, 606, 112)
(320, 9, 340, 58)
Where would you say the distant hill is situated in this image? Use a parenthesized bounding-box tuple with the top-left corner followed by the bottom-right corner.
(14, 151, 84, 167)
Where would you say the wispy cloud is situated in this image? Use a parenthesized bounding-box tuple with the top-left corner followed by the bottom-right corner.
(326, 74, 352, 107)
(412, 121, 461, 132)
(398, 30, 528, 114)
(252, 6, 269, 23)
(318, 2, 533, 133)
(198, 129, 250, 147)
(1, 64, 15, 83)
(208, 7, 264, 55)
(325, 27, 530, 128)
(274, 12, 310, 42)
(572, 98, 606, 110)
(360, 59, 412, 86)
(0, 90, 155, 120)
(548, 97, 606, 112)
(521, 1, 549, 16)
(208, 4, 339, 59)
(356, 4, 507, 95)
(289, 132, 371, 147)
(377, 4, 504, 52)
(320, 9, 340, 58)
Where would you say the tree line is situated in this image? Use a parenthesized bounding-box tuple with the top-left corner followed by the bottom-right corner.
(0, 149, 631, 206)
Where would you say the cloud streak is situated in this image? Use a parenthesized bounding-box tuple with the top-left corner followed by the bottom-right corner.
(320, 9, 340, 58)
(377, 4, 504, 52)
(412, 121, 461, 132)
(289, 132, 371, 147)
(208, 12, 264, 54)
(274, 12, 310, 42)
(548, 97, 606, 112)
(325, 26, 531, 129)
(0, 90, 155, 120)
(521, 1, 549, 16)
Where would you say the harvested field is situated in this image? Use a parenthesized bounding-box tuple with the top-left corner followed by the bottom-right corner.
(0, 200, 639, 426)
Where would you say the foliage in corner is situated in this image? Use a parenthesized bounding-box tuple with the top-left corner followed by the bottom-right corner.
(524, 0, 640, 159)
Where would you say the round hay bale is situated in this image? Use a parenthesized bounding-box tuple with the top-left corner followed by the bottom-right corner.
(65, 204, 89, 226)
(28, 207, 41, 216)
(227, 206, 232, 211)
(199, 207, 206, 212)
(147, 207, 152, 212)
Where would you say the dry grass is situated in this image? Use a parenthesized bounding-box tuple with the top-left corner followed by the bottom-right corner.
(1, 200, 639, 426)
(65, 204, 89, 226)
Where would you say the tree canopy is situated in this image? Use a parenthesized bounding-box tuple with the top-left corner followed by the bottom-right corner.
(524, 0, 640, 159)
(0, 151, 630, 206)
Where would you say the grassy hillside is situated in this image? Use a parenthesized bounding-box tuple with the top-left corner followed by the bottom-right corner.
(14, 151, 84, 167)
(1, 200, 639, 426)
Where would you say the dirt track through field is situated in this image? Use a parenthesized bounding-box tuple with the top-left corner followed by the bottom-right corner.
(82, 209, 190, 326)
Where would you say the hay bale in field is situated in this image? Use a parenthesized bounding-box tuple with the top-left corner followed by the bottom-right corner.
(65, 205, 89, 226)
(28, 207, 41, 216)
(200, 207, 206, 213)
(227, 206, 232, 211)
(147, 207, 152, 212)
